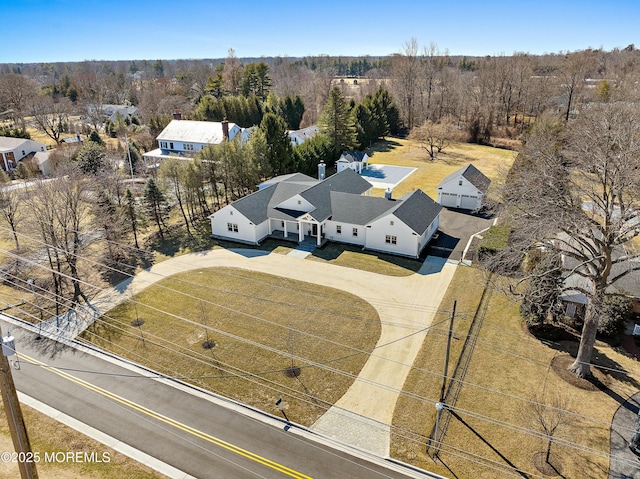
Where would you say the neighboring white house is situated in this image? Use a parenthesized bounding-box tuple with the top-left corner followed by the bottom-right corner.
(288, 125, 319, 146)
(143, 119, 242, 165)
(209, 168, 442, 258)
(0, 137, 47, 172)
(336, 151, 369, 174)
(101, 104, 140, 122)
(436, 164, 491, 210)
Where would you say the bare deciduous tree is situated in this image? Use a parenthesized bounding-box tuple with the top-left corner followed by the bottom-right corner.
(496, 102, 640, 378)
(28, 95, 71, 145)
(409, 118, 460, 161)
(520, 391, 574, 465)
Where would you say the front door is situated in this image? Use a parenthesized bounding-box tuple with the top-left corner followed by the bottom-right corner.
(312, 223, 318, 236)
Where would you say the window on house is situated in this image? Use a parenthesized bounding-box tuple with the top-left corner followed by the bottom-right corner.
(21, 150, 25, 155)
(227, 223, 238, 233)
(229, 210, 233, 215)
(297, 200, 301, 205)
(385, 235, 397, 244)
(170, 142, 174, 149)
(336, 225, 342, 234)
(390, 220, 394, 226)
(281, 221, 285, 227)
(352, 228, 358, 237)
(458, 180, 463, 186)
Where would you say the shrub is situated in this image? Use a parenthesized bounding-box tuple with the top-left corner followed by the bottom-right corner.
(478, 225, 511, 257)
(598, 294, 632, 338)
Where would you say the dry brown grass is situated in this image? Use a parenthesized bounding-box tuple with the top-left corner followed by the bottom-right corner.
(0, 402, 163, 479)
(83, 267, 380, 427)
(365, 139, 517, 200)
(392, 266, 640, 478)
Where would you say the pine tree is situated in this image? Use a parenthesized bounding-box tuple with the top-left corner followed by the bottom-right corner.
(260, 113, 293, 176)
(319, 87, 356, 152)
(143, 178, 170, 240)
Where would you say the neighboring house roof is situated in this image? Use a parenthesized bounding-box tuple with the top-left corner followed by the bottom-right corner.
(157, 120, 240, 144)
(438, 164, 491, 193)
(289, 125, 319, 143)
(562, 254, 640, 301)
(338, 151, 368, 163)
(0, 137, 31, 151)
(101, 104, 139, 122)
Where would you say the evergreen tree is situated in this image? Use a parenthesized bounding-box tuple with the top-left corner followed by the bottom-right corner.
(283, 95, 305, 130)
(353, 103, 375, 149)
(77, 141, 107, 175)
(143, 178, 170, 240)
(88, 130, 104, 146)
(293, 134, 337, 176)
(260, 113, 293, 176)
(318, 87, 356, 151)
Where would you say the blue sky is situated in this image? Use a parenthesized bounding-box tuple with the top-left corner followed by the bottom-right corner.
(2, 0, 638, 63)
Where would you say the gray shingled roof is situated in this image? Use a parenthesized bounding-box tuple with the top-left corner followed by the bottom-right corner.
(330, 192, 399, 225)
(258, 172, 317, 189)
(391, 190, 443, 235)
(438, 164, 491, 193)
(298, 168, 371, 221)
(339, 151, 367, 163)
(223, 169, 442, 235)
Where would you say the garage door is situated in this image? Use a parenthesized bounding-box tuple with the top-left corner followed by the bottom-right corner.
(460, 195, 479, 210)
(439, 192, 458, 208)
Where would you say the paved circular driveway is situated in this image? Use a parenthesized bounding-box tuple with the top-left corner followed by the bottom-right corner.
(88, 248, 457, 457)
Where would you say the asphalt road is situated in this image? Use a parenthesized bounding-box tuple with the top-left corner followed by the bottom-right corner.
(1, 318, 438, 479)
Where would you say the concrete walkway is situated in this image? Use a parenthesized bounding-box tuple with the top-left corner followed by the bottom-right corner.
(75, 248, 457, 457)
(609, 392, 640, 478)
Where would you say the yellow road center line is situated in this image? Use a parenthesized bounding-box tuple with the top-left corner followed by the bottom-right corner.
(18, 353, 312, 479)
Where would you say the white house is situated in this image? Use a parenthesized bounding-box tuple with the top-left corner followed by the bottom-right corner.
(288, 125, 319, 146)
(143, 119, 241, 165)
(101, 104, 140, 122)
(436, 164, 491, 210)
(209, 168, 442, 258)
(336, 151, 369, 174)
(0, 137, 47, 172)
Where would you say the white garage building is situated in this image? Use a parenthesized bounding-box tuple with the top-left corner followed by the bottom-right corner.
(436, 164, 491, 211)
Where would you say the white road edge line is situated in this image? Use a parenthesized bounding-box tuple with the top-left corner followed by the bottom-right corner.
(17, 391, 196, 479)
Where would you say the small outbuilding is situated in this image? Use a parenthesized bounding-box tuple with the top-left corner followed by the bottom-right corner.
(336, 151, 369, 174)
(436, 164, 491, 210)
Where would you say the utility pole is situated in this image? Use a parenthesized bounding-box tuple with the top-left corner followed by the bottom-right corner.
(125, 133, 135, 181)
(431, 300, 456, 458)
(0, 327, 38, 479)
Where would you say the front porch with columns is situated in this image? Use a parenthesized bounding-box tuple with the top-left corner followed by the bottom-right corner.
(267, 218, 325, 246)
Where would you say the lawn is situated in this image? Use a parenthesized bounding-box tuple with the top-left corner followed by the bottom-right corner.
(307, 242, 423, 276)
(364, 139, 517, 200)
(82, 266, 380, 427)
(392, 266, 640, 478)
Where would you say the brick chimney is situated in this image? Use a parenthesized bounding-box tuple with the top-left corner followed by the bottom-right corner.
(222, 119, 229, 141)
(173, 109, 182, 120)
